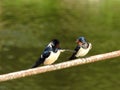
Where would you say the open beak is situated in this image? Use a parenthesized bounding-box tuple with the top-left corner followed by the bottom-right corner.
(76, 39, 80, 44)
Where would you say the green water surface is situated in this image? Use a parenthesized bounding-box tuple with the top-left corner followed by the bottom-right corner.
(0, 0, 120, 90)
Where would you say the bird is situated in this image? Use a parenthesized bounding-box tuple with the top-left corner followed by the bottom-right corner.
(31, 39, 65, 68)
(69, 37, 92, 60)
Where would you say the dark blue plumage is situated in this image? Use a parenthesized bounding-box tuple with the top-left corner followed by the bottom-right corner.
(32, 39, 62, 68)
(69, 37, 92, 60)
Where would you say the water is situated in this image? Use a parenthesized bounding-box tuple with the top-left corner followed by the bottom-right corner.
(0, 0, 120, 90)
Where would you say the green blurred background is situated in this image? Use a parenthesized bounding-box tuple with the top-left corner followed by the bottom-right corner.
(0, 0, 120, 90)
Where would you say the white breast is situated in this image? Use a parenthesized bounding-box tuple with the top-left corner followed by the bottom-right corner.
(43, 50, 61, 65)
(75, 43, 92, 57)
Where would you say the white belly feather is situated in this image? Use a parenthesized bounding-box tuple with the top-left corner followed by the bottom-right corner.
(75, 43, 92, 57)
(44, 51, 61, 65)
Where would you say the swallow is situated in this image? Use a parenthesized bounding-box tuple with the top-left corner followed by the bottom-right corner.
(69, 37, 92, 60)
(32, 39, 65, 68)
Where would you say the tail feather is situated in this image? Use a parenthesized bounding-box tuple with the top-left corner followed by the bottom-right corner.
(31, 58, 45, 68)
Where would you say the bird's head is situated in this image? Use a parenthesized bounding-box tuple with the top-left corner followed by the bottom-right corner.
(51, 39, 60, 48)
(76, 37, 87, 44)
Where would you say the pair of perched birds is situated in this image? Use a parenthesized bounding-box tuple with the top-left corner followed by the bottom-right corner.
(32, 37, 92, 68)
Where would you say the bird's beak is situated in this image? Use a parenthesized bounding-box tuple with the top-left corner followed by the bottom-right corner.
(76, 39, 80, 43)
(76, 39, 78, 43)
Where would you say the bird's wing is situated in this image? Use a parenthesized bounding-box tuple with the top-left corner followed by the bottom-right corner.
(42, 51, 51, 59)
(69, 46, 80, 60)
(31, 52, 50, 68)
